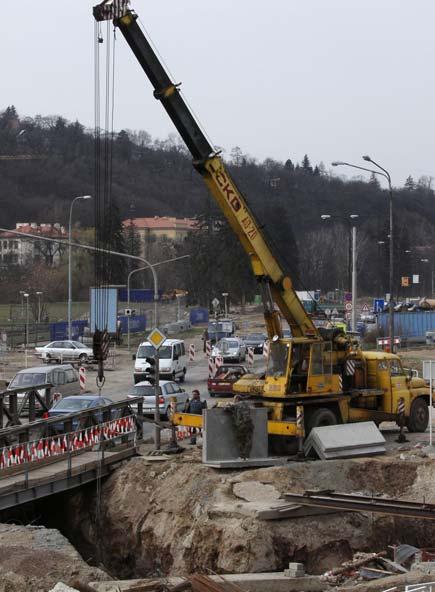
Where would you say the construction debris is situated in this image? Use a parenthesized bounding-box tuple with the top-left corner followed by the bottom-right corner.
(304, 422, 386, 459)
(284, 562, 305, 578)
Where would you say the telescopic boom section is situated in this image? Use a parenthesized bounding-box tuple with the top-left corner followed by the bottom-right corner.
(93, 1, 319, 339)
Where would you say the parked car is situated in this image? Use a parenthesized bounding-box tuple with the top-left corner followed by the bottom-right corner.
(240, 333, 267, 354)
(211, 337, 246, 363)
(133, 339, 186, 383)
(207, 364, 248, 397)
(7, 364, 80, 415)
(45, 394, 114, 431)
(127, 380, 188, 419)
(35, 341, 93, 363)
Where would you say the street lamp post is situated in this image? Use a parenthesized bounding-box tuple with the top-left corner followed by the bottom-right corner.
(222, 292, 229, 317)
(24, 293, 29, 347)
(320, 214, 359, 330)
(36, 291, 43, 323)
(126, 255, 191, 350)
(332, 158, 395, 351)
(68, 195, 92, 340)
(19, 290, 24, 319)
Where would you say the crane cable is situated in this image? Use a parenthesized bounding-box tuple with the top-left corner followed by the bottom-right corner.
(93, 19, 117, 390)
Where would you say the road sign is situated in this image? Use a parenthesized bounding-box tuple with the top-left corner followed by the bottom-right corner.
(362, 303, 369, 313)
(345, 302, 352, 312)
(345, 312, 352, 320)
(413, 274, 420, 284)
(324, 308, 331, 316)
(147, 327, 167, 350)
(332, 308, 339, 316)
(373, 299, 385, 313)
(344, 292, 352, 303)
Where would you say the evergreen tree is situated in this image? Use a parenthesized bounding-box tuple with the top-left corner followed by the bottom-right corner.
(404, 175, 415, 190)
(369, 172, 381, 189)
(284, 159, 294, 172)
(302, 154, 313, 174)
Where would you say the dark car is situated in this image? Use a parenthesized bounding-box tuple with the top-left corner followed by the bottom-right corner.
(46, 394, 114, 431)
(240, 333, 267, 354)
(207, 364, 248, 397)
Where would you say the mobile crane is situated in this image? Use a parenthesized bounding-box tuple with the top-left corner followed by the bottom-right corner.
(93, 1, 431, 451)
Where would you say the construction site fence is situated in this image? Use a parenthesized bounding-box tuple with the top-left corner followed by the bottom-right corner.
(0, 323, 50, 349)
(0, 415, 136, 472)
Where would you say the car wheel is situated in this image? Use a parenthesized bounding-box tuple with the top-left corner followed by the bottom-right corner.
(210, 392, 215, 398)
(79, 353, 87, 363)
(179, 369, 186, 383)
(172, 371, 176, 382)
(46, 354, 52, 363)
(407, 398, 429, 433)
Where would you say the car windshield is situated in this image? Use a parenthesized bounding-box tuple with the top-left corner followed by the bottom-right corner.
(137, 345, 172, 360)
(53, 398, 96, 411)
(129, 385, 161, 396)
(9, 372, 46, 388)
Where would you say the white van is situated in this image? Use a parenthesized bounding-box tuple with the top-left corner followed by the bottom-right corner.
(133, 339, 186, 384)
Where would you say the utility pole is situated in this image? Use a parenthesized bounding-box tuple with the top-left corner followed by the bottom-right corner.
(351, 226, 357, 332)
(154, 353, 161, 449)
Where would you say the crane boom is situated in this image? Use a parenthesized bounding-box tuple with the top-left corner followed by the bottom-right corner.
(93, 1, 318, 340)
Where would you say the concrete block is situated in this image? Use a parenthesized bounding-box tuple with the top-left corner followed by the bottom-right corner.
(304, 421, 386, 460)
(203, 407, 268, 465)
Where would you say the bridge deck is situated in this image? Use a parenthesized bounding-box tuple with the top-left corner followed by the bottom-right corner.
(0, 448, 136, 511)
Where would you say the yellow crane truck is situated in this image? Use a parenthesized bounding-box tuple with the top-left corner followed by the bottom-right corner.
(94, 1, 431, 452)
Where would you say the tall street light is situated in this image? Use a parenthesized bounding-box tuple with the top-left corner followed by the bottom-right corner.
(321, 214, 359, 331)
(68, 195, 92, 340)
(24, 292, 29, 347)
(222, 292, 229, 317)
(36, 291, 43, 323)
(332, 158, 395, 351)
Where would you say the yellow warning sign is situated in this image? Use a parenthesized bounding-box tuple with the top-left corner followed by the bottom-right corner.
(147, 328, 166, 350)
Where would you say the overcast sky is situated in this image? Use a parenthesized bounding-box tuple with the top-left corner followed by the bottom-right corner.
(2, 1, 434, 187)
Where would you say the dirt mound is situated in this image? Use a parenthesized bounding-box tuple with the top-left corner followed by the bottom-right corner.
(62, 453, 435, 579)
(0, 524, 108, 592)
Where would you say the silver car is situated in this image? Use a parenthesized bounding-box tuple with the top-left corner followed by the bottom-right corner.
(35, 340, 93, 363)
(211, 337, 247, 363)
(127, 380, 188, 419)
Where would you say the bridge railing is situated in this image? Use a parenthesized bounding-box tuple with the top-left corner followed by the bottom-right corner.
(0, 415, 136, 472)
(0, 397, 145, 449)
(0, 383, 54, 428)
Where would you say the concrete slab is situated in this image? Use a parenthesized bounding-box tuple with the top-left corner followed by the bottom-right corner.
(233, 480, 281, 502)
(91, 573, 326, 592)
(203, 407, 268, 464)
(204, 457, 286, 468)
(304, 421, 386, 459)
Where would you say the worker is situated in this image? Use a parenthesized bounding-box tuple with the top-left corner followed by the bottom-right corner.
(184, 390, 207, 444)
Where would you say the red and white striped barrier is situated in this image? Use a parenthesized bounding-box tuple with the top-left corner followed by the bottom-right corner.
(205, 340, 211, 357)
(263, 340, 270, 359)
(247, 347, 254, 366)
(79, 366, 86, 391)
(0, 416, 136, 471)
(189, 344, 195, 362)
(208, 357, 215, 378)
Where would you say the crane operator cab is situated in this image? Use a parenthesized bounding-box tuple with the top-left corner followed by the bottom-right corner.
(263, 337, 335, 398)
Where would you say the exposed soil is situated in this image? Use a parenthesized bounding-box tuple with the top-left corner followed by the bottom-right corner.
(58, 449, 435, 579)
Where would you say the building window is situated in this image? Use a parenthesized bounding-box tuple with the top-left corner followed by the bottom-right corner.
(3, 241, 7, 249)
(14, 241, 18, 249)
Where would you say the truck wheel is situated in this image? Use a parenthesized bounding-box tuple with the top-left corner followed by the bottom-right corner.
(307, 407, 338, 434)
(407, 398, 429, 433)
(179, 369, 186, 383)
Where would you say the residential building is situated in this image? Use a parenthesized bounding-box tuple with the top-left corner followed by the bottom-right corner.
(0, 223, 67, 266)
(123, 216, 197, 257)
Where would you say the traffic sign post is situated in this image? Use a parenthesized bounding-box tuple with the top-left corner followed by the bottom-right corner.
(147, 328, 167, 450)
(362, 303, 369, 313)
(423, 361, 435, 448)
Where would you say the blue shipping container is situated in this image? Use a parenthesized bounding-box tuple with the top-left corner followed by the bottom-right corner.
(117, 314, 147, 334)
(118, 288, 162, 303)
(378, 311, 435, 340)
(50, 320, 88, 341)
(190, 308, 209, 324)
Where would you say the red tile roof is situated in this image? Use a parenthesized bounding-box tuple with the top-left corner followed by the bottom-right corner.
(123, 216, 197, 230)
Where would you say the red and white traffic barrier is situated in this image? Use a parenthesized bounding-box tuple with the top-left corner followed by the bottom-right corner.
(263, 340, 270, 359)
(0, 416, 137, 471)
(189, 344, 195, 362)
(79, 366, 86, 391)
(205, 340, 211, 357)
(247, 347, 254, 366)
(208, 357, 215, 378)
